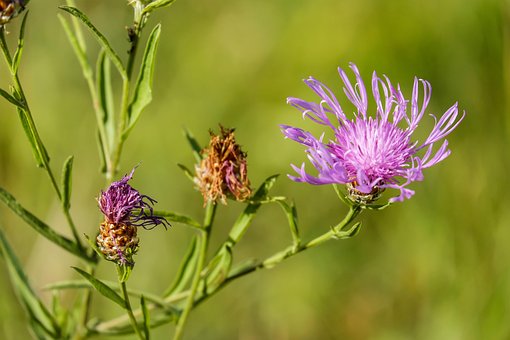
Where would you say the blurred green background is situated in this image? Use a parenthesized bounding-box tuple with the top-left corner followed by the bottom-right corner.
(0, 0, 508, 339)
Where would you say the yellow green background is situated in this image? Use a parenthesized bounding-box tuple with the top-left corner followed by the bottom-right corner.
(0, 0, 508, 339)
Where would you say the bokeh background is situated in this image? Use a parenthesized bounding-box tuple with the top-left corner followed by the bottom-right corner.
(0, 0, 508, 339)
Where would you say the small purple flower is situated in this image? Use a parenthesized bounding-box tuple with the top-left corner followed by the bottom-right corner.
(96, 167, 169, 266)
(281, 63, 465, 203)
(98, 167, 169, 229)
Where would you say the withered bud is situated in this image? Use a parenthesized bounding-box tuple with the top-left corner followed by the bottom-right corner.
(195, 126, 251, 205)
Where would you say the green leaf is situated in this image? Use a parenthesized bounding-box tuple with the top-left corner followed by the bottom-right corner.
(72, 267, 126, 309)
(183, 128, 203, 162)
(153, 210, 201, 229)
(277, 200, 300, 248)
(228, 175, 279, 244)
(16, 106, 49, 168)
(59, 6, 126, 78)
(176, 163, 195, 182)
(140, 296, 150, 340)
(58, 14, 93, 80)
(202, 243, 232, 294)
(164, 236, 199, 296)
(124, 24, 162, 137)
(44, 279, 168, 307)
(331, 221, 362, 240)
(0, 88, 24, 108)
(143, 0, 178, 14)
(12, 11, 29, 74)
(0, 228, 60, 337)
(0, 187, 95, 264)
(96, 50, 115, 150)
(61, 156, 74, 211)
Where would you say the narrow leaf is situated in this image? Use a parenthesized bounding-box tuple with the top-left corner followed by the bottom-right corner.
(277, 200, 300, 248)
(0, 228, 59, 337)
(16, 107, 49, 168)
(140, 296, 150, 340)
(0, 187, 95, 263)
(61, 156, 74, 210)
(59, 6, 126, 78)
(72, 267, 126, 309)
(96, 50, 115, 150)
(202, 244, 232, 294)
(143, 0, 178, 14)
(164, 236, 198, 296)
(183, 128, 202, 162)
(228, 175, 279, 244)
(176, 163, 195, 182)
(44, 279, 168, 307)
(152, 210, 201, 229)
(332, 222, 362, 239)
(0, 88, 24, 108)
(124, 24, 162, 136)
(12, 11, 29, 74)
(58, 14, 93, 80)
(92, 308, 177, 336)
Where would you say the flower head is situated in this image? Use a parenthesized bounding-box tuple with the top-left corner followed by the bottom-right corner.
(281, 63, 464, 203)
(0, 0, 25, 25)
(195, 126, 251, 205)
(96, 167, 169, 266)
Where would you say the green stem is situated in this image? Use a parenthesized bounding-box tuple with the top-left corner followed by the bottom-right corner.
(107, 13, 146, 180)
(120, 280, 145, 340)
(173, 202, 216, 340)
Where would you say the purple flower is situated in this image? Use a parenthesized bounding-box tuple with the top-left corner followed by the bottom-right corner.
(98, 167, 169, 229)
(96, 167, 169, 266)
(281, 63, 465, 203)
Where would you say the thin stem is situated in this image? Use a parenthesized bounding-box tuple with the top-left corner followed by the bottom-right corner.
(120, 280, 145, 340)
(107, 13, 147, 180)
(173, 202, 216, 340)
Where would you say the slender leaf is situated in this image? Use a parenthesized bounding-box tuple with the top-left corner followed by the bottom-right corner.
(277, 200, 300, 248)
(16, 106, 49, 168)
(59, 6, 126, 78)
(12, 11, 29, 74)
(0, 228, 59, 337)
(0, 88, 24, 108)
(331, 221, 362, 240)
(44, 280, 168, 307)
(228, 175, 279, 244)
(124, 24, 161, 136)
(183, 128, 203, 162)
(61, 156, 74, 210)
(202, 244, 232, 294)
(164, 236, 198, 296)
(0, 187, 95, 263)
(72, 267, 126, 309)
(140, 296, 150, 340)
(177, 163, 195, 182)
(153, 210, 201, 229)
(58, 14, 93, 80)
(143, 0, 178, 14)
(96, 50, 115, 150)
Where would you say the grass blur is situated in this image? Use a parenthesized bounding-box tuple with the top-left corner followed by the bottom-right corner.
(0, 0, 508, 339)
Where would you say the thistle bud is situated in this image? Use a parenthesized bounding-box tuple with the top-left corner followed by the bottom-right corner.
(0, 0, 25, 25)
(195, 126, 251, 205)
(96, 168, 169, 267)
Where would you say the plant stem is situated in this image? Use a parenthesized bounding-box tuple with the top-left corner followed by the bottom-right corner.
(120, 280, 145, 340)
(173, 202, 216, 340)
(107, 13, 146, 180)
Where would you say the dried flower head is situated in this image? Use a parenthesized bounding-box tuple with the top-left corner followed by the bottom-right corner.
(96, 168, 169, 266)
(0, 0, 25, 25)
(281, 63, 465, 203)
(195, 126, 251, 205)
